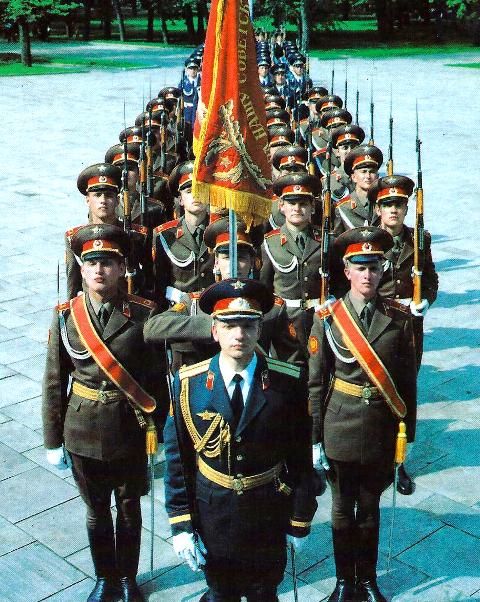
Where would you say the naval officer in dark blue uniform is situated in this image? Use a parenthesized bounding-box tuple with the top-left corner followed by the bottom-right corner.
(163, 278, 317, 601)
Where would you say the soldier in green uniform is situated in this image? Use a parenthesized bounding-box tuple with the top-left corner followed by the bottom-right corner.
(308, 227, 417, 602)
(334, 144, 383, 236)
(370, 175, 439, 496)
(260, 172, 323, 351)
(151, 160, 215, 304)
(145, 216, 305, 372)
(43, 224, 167, 602)
(323, 124, 365, 203)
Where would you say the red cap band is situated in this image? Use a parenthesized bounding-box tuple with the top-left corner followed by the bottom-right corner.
(86, 176, 118, 191)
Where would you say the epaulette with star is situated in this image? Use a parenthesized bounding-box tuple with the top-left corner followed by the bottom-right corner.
(265, 356, 302, 379)
(335, 194, 352, 208)
(171, 302, 188, 313)
(131, 223, 149, 236)
(314, 306, 330, 319)
(56, 300, 70, 312)
(274, 295, 285, 307)
(264, 228, 280, 239)
(153, 219, 180, 235)
(65, 225, 82, 243)
(179, 358, 211, 380)
(126, 293, 157, 309)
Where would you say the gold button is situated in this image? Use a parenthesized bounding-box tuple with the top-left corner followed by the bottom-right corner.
(395, 294, 399, 298)
(304, 276, 308, 281)
(236, 436, 242, 443)
(236, 454, 243, 461)
(200, 258, 204, 263)
(396, 279, 401, 284)
(201, 273, 205, 277)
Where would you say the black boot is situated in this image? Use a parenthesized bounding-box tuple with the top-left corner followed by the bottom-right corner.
(86, 523, 117, 602)
(327, 579, 356, 602)
(396, 463, 415, 495)
(87, 578, 118, 602)
(119, 577, 145, 602)
(356, 578, 387, 602)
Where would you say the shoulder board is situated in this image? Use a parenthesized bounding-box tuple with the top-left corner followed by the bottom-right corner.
(126, 294, 157, 309)
(274, 295, 285, 307)
(65, 225, 83, 238)
(189, 291, 201, 300)
(383, 298, 410, 314)
(171, 302, 188, 313)
(156, 219, 180, 234)
(315, 306, 330, 319)
(131, 223, 148, 236)
(264, 228, 280, 239)
(266, 356, 302, 379)
(336, 195, 351, 208)
(299, 118, 309, 126)
(179, 358, 211, 380)
(56, 300, 70, 312)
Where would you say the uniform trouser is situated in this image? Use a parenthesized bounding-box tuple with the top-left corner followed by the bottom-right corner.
(327, 460, 391, 581)
(70, 453, 147, 579)
(201, 555, 285, 601)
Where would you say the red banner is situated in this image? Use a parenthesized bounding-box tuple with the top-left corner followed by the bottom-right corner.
(192, 0, 272, 227)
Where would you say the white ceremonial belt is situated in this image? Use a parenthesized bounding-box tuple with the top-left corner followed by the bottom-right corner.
(166, 286, 186, 304)
(184, 102, 194, 107)
(397, 298, 411, 306)
(284, 298, 320, 310)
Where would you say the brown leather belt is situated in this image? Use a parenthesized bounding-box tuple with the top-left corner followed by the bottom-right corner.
(333, 378, 380, 400)
(72, 381, 125, 403)
(198, 456, 283, 495)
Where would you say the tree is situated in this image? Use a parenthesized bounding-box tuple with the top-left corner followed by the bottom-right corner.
(447, 0, 480, 44)
(5, 0, 80, 66)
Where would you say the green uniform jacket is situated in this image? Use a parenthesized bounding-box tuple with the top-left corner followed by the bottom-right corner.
(260, 223, 323, 350)
(333, 191, 380, 236)
(152, 216, 215, 300)
(308, 295, 417, 466)
(42, 293, 167, 461)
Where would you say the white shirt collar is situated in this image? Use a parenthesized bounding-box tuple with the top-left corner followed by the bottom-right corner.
(219, 353, 257, 403)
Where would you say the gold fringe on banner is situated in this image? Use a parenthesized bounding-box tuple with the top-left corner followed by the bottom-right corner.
(193, 181, 272, 227)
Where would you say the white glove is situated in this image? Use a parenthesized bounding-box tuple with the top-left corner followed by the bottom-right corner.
(172, 532, 207, 572)
(287, 533, 309, 554)
(312, 443, 330, 471)
(409, 299, 429, 317)
(46, 446, 72, 470)
(314, 295, 336, 312)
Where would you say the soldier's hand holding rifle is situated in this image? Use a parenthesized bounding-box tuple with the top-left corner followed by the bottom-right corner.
(46, 445, 72, 470)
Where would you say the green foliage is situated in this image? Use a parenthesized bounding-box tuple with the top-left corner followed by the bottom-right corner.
(446, 0, 479, 20)
(5, 0, 80, 23)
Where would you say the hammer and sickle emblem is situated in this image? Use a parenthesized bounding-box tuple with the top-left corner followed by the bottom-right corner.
(99, 175, 107, 183)
(93, 240, 103, 250)
(362, 242, 372, 251)
(293, 185, 302, 192)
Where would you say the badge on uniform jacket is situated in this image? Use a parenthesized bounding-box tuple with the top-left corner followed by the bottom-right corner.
(308, 335, 319, 355)
(206, 370, 215, 390)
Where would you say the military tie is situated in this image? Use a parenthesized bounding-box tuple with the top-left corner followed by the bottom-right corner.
(193, 226, 203, 250)
(392, 235, 402, 264)
(230, 374, 244, 428)
(360, 306, 372, 333)
(98, 304, 109, 329)
(296, 232, 306, 253)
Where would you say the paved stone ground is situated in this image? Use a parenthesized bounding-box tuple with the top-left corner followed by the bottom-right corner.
(1, 43, 479, 601)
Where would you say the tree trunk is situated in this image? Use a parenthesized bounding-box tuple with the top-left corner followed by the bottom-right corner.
(102, 0, 112, 39)
(112, 0, 127, 41)
(184, 4, 196, 42)
(374, 0, 393, 41)
(157, 0, 169, 43)
(83, 0, 91, 41)
(131, 0, 137, 17)
(196, 0, 207, 38)
(19, 18, 32, 67)
(473, 1, 480, 45)
(147, 4, 154, 42)
(299, 0, 310, 53)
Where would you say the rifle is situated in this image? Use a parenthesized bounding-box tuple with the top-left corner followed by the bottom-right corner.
(413, 101, 424, 305)
(330, 63, 335, 94)
(355, 88, 359, 125)
(176, 69, 188, 161)
(146, 106, 155, 200)
(387, 87, 394, 176)
(320, 138, 333, 304)
(306, 116, 315, 176)
(122, 101, 135, 294)
(139, 97, 148, 226)
(344, 59, 348, 110)
(369, 79, 374, 145)
(292, 91, 301, 144)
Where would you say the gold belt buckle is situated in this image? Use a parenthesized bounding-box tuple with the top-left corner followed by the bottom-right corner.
(362, 385, 372, 400)
(97, 390, 108, 403)
(232, 477, 245, 495)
